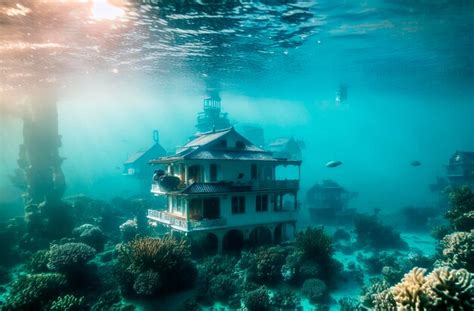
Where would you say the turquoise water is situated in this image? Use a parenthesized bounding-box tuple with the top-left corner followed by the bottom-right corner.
(0, 1, 473, 310)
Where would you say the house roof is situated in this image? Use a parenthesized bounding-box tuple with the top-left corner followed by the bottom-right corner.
(150, 127, 301, 164)
(124, 143, 166, 164)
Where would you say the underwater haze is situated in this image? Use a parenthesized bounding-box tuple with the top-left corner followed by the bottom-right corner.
(0, 1, 473, 310)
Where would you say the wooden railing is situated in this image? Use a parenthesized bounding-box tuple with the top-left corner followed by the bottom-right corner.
(147, 209, 227, 231)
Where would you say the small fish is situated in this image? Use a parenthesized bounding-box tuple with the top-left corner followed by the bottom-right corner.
(410, 161, 421, 167)
(326, 160, 342, 168)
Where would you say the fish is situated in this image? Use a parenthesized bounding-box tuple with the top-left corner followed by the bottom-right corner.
(410, 161, 421, 167)
(326, 160, 342, 168)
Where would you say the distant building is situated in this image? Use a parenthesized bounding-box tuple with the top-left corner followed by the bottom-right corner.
(123, 130, 167, 183)
(147, 127, 301, 253)
(266, 137, 304, 161)
(195, 98, 231, 134)
(446, 151, 474, 187)
(307, 179, 357, 225)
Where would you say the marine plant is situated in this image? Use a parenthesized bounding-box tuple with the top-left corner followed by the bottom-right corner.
(354, 214, 408, 250)
(338, 297, 364, 311)
(2, 272, 67, 310)
(243, 286, 270, 311)
(437, 230, 473, 271)
(116, 236, 197, 297)
(446, 186, 474, 232)
(295, 226, 333, 264)
(49, 294, 86, 311)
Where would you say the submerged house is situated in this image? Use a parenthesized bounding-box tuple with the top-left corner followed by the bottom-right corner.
(266, 137, 304, 161)
(123, 130, 167, 191)
(307, 179, 356, 224)
(147, 127, 301, 253)
(446, 150, 474, 187)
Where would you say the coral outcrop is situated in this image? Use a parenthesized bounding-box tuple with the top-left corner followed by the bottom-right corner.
(47, 242, 96, 273)
(2, 273, 67, 310)
(116, 236, 196, 297)
(438, 230, 473, 271)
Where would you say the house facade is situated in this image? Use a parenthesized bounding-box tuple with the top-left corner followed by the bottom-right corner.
(147, 127, 301, 253)
(446, 151, 474, 187)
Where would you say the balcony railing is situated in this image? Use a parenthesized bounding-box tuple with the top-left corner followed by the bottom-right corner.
(147, 209, 227, 231)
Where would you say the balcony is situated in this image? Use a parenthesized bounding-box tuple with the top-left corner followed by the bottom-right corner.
(147, 209, 227, 232)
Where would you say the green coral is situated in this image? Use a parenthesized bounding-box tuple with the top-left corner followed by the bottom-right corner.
(50, 295, 86, 311)
(3, 273, 67, 310)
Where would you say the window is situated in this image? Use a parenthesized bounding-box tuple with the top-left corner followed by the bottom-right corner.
(232, 196, 246, 214)
(251, 164, 257, 180)
(256, 195, 268, 212)
(210, 164, 217, 182)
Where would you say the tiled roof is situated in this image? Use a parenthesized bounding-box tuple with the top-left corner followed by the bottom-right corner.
(124, 143, 166, 164)
(182, 128, 231, 148)
(181, 182, 251, 194)
(188, 150, 275, 161)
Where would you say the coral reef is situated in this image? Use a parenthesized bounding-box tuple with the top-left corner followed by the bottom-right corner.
(369, 267, 474, 310)
(270, 289, 300, 309)
(195, 255, 241, 305)
(301, 278, 328, 304)
(243, 287, 270, 311)
(47, 242, 96, 273)
(116, 236, 196, 297)
(447, 186, 474, 232)
(49, 295, 86, 311)
(295, 226, 333, 264)
(391, 267, 427, 309)
(354, 214, 408, 250)
(2, 273, 67, 310)
(361, 277, 392, 309)
(338, 297, 364, 311)
(247, 246, 287, 285)
(72, 224, 106, 251)
(119, 219, 138, 242)
(438, 230, 473, 271)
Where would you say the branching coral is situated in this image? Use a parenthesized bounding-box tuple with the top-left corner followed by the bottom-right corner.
(391, 267, 427, 309)
(270, 289, 300, 309)
(116, 236, 196, 297)
(133, 270, 161, 296)
(47, 242, 96, 272)
(361, 277, 393, 309)
(422, 267, 473, 310)
(387, 267, 474, 310)
(438, 230, 473, 271)
(49, 294, 86, 311)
